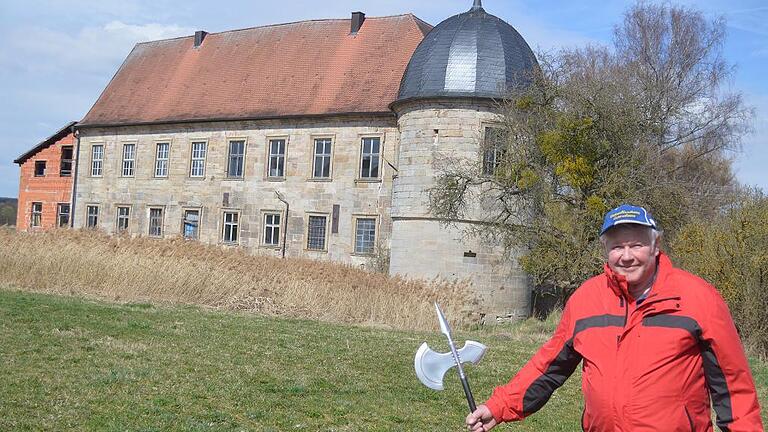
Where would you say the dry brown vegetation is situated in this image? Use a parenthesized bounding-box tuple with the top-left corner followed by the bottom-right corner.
(0, 228, 475, 332)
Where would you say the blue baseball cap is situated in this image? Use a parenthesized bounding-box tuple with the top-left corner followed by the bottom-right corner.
(600, 204, 657, 235)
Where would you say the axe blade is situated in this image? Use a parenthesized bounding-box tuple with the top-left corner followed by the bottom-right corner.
(414, 340, 487, 391)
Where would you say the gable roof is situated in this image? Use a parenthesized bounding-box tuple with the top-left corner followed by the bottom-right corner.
(14, 122, 77, 165)
(79, 14, 433, 127)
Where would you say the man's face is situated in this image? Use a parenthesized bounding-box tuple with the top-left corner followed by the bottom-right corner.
(603, 225, 659, 290)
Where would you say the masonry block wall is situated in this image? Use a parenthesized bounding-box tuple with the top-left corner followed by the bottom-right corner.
(74, 116, 397, 268)
(16, 132, 76, 231)
(389, 100, 532, 321)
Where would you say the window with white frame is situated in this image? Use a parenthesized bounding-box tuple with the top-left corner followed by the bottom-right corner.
(148, 208, 164, 237)
(183, 209, 200, 239)
(190, 142, 207, 178)
(222, 211, 239, 243)
(154, 143, 169, 177)
(57, 203, 70, 228)
(227, 140, 245, 178)
(360, 137, 381, 179)
(91, 145, 103, 177)
(268, 139, 286, 178)
(307, 215, 327, 251)
(86, 205, 99, 228)
(122, 143, 135, 177)
(354, 218, 376, 255)
(30, 202, 42, 227)
(313, 138, 332, 178)
(116, 206, 130, 232)
(482, 127, 507, 176)
(263, 213, 281, 246)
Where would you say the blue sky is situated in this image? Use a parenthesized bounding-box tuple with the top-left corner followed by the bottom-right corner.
(1, 0, 766, 198)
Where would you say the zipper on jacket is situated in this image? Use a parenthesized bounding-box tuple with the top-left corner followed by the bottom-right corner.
(617, 296, 628, 346)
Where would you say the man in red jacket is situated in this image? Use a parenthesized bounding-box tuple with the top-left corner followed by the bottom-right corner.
(466, 204, 763, 431)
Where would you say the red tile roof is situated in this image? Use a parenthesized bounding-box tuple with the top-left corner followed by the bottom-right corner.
(79, 15, 432, 127)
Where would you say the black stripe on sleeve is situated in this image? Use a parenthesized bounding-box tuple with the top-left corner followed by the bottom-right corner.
(642, 315, 702, 339)
(700, 341, 734, 430)
(643, 314, 733, 430)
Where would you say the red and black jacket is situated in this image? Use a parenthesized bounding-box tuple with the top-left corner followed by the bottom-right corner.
(485, 253, 763, 431)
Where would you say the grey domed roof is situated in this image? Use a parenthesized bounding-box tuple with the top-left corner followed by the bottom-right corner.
(396, 1, 537, 103)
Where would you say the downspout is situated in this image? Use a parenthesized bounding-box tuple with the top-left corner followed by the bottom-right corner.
(275, 190, 289, 259)
(69, 126, 81, 228)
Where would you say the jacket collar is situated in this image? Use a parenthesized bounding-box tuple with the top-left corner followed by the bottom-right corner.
(604, 251, 673, 301)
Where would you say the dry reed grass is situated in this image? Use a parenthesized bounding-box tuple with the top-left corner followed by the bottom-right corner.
(0, 228, 476, 331)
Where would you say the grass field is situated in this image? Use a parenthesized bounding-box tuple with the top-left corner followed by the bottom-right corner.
(1, 289, 766, 431)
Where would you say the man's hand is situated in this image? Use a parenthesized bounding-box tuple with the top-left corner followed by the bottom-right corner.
(466, 404, 497, 431)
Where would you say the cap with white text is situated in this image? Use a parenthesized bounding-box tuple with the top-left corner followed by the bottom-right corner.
(600, 204, 657, 235)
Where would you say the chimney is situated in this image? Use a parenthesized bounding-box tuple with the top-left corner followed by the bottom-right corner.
(194, 30, 208, 48)
(350, 12, 365, 34)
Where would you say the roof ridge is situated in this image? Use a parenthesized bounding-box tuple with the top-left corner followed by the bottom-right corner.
(135, 14, 420, 46)
(14, 121, 77, 165)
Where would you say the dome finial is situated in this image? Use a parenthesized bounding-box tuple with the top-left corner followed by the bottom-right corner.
(471, 0, 483, 11)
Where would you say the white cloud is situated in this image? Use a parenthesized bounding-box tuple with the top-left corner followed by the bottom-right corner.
(1, 21, 193, 76)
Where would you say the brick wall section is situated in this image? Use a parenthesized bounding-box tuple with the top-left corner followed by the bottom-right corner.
(16, 133, 76, 231)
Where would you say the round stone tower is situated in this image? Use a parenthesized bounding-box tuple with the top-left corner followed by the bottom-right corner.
(389, 0, 538, 321)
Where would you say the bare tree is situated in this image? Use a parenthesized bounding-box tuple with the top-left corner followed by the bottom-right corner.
(429, 2, 752, 302)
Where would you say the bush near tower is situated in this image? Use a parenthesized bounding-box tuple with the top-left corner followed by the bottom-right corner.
(431, 3, 751, 307)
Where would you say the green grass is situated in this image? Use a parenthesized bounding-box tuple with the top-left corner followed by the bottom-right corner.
(0, 289, 765, 431)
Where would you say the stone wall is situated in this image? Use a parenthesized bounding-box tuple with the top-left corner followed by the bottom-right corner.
(74, 115, 398, 268)
(389, 99, 531, 320)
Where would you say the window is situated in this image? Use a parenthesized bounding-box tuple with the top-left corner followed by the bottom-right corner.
(222, 211, 239, 243)
(34, 161, 46, 177)
(116, 206, 130, 232)
(91, 145, 103, 177)
(483, 127, 507, 176)
(268, 139, 286, 178)
(183, 209, 200, 239)
(360, 137, 381, 179)
(86, 205, 99, 228)
(155, 142, 169, 177)
(312, 138, 332, 178)
(148, 208, 163, 237)
(307, 215, 327, 251)
(60, 146, 73, 177)
(190, 142, 207, 177)
(263, 213, 281, 246)
(30, 202, 42, 227)
(57, 203, 70, 228)
(122, 143, 135, 177)
(354, 218, 376, 255)
(227, 140, 245, 178)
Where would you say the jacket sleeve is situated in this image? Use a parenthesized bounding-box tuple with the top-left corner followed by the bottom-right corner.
(700, 286, 763, 431)
(485, 297, 581, 423)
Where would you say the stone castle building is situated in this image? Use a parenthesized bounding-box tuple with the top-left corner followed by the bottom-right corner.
(18, 1, 537, 320)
